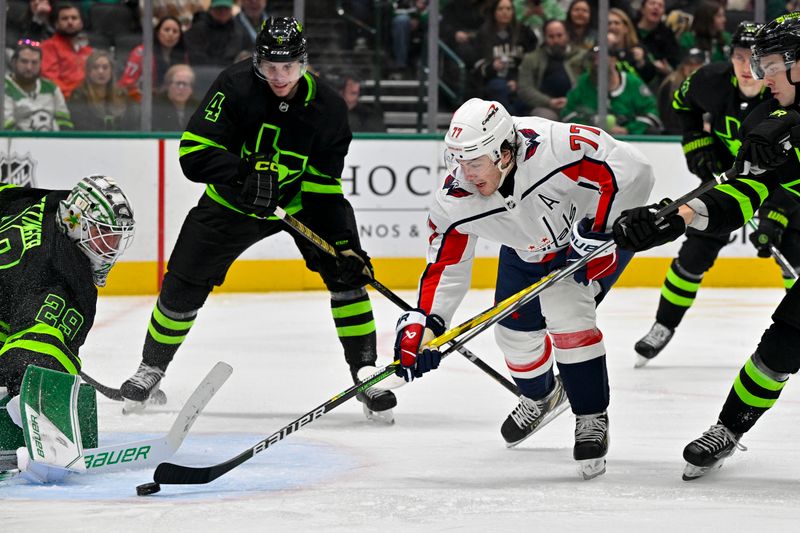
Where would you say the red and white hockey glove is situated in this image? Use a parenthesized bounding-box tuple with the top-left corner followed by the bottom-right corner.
(567, 217, 618, 285)
(394, 309, 446, 382)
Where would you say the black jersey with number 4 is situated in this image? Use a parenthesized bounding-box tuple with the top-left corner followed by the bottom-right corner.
(0, 184, 96, 387)
(673, 62, 771, 167)
(178, 60, 353, 239)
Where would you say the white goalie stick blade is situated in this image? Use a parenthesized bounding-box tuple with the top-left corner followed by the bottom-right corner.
(1, 362, 232, 482)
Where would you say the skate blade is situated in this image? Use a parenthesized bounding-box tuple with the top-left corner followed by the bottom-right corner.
(122, 389, 168, 415)
(505, 400, 571, 449)
(634, 355, 653, 368)
(362, 404, 395, 425)
(577, 458, 607, 480)
(682, 460, 724, 481)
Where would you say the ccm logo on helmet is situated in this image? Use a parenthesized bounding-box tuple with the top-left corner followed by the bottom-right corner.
(482, 104, 499, 125)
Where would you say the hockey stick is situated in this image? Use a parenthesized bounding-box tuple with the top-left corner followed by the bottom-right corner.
(149, 244, 613, 489)
(1, 362, 231, 483)
(79, 370, 167, 405)
(273, 206, 520, 396)
(746, 219, 800, 281)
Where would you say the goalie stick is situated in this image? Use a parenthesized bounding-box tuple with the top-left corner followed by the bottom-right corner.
(0, 362, 231, 482)
(149, 242, 614, 489)
(272, 206, 520, 396)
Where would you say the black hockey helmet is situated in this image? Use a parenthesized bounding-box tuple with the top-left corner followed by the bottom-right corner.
(750, 12, 800, 80)
(731, 21, 762, 50)
(254, 17, 307, 63)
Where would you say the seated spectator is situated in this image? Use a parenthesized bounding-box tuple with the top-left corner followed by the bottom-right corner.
(40, 2, 93, 99)
(441, 0, 486, 69)
(564, 0, 596, 51)
(656, 47, 705, 134)
(118, 15, 188, 102)
(184, 0, 250, 67)
(390, 0, 427, 79)
(236, 0, 271, 46)
(473, 0, 538, 114)
(562, 47, 663, 135)
(517, 19, 586, 120)
(337, 73, 386, 132)
(4, 40, 72, 131)
(636, 0, 680, 81)
(69, 50, 138, 131)
(152, 64, 199, 131)
(679, 0, 730, 63)
(514, 1, 564, 33)
(6, 0, 55, 49)
(608, 7, 657, 84)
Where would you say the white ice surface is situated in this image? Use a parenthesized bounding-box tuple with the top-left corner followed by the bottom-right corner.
(4, 288, 799, 532)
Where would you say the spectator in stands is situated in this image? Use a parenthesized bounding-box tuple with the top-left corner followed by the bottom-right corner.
(636, 0, 680, 81)
(517, 19, 586, 120)
(118, 15, 189, 102)
(562, 46, 663, 135)
(4, 40, 72, 131)
(337, 73, 386, 133)
(236, 0, 271, 46)
(678, 0, 730, 63)
(40, 2, 92, 99)
(69, 50, 138, 131)
(153, 0, 206, 31)
(608, 7, 657, 84)
(513, 0, 565, 32)
(152, 64, 199, 131)
(656, 47, 705, 134)
(390, 0, 427, 79)
(564, 0, 596, 51)
(5, 0, 55, 50)
(441, 0, 486, 70)
(473, 0, 538, 114)
(183, 0, 250, 67)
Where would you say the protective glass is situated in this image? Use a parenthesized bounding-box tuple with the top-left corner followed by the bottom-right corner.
(255, 58, 307, 84)
(750, 51, 796, 80)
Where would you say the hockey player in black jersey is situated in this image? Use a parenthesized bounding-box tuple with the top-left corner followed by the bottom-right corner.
(119, 17, 397, 422)
(613, 12, 800, 480)
(0, 176, 135, 395)
(633, 21, 800, 367)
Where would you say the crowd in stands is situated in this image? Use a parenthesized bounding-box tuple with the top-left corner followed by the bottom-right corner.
(1, 0, 798, 134)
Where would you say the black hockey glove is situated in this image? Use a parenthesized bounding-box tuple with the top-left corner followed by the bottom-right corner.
(612, 199, 686, 252)
(734, 109, 800, 175)
(332, 233, 374, 287)
(237, 154, 279, 217)
(749, 208, 789, 258)
(682, 132, 718, 183)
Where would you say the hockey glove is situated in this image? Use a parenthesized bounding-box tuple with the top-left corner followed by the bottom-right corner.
(734, 109, 800, 175)
(332, 233, 374, 287)
(237, 153, 279, 217)
(749, 208, 789, 258)
(682, 132, 718, 183)
(567, 217, 618, 285)
(394, 309, 446, 382)
(612, 199, 686, 252)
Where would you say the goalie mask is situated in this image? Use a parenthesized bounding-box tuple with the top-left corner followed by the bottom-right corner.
(253, 17, 308, 84)
(444, 98, 517, 174)
(57, 176, 135, 287)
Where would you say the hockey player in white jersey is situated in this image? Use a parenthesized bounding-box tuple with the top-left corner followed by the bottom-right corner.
(394, 98, 655, 479)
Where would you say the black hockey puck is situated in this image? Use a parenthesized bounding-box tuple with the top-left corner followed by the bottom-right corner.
(136, 482, 161, 496)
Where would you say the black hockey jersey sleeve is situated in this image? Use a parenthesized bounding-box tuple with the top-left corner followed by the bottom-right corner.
(672, 66, 717, 134)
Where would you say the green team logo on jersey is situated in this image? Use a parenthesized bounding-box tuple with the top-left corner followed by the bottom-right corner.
(0, 196, 45, 269)
(713, 115, 742, 157)
(243, 123, 308, 186)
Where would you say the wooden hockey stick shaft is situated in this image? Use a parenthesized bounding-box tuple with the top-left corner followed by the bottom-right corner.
(272, 206, 520, 396)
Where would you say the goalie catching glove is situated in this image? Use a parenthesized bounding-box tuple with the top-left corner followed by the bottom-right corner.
(236, 153, 279, 217)
(567, 218, 618, 285)
(394, 309, 446, 382)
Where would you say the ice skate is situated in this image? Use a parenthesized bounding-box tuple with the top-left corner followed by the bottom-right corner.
(120, 362, 168, 414)
(682, 423, 745, 481)
(574, 411, 609, 480)
(354, 366, 397, 424)
(501, 375, 569, 448)
(634, 322, 674, 367)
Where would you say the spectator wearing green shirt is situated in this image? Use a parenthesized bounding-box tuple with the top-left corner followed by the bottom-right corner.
(678, 0, 730, 63)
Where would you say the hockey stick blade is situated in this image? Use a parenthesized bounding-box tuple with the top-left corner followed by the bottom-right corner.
(79, 371, 167, 405)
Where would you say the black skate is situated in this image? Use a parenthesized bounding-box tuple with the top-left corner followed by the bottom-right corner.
(120, 362, 168, 414)
(501, 375, 569, 448)
(682, 423, 745, 481)
(354, 366, 397, 425)
(634, 322, 674, 368)
(574, 411, 609, 480)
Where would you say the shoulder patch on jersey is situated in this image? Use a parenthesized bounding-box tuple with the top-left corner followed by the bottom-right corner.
(518, 128, 541, 161)
(443, 174, 472, 198)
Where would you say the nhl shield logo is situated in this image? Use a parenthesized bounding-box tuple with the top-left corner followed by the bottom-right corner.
(0, 152, 37, 188)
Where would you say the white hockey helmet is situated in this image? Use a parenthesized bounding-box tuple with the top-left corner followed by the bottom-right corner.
(57, 176, 135, 287)
(444, 98, 516, 166)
